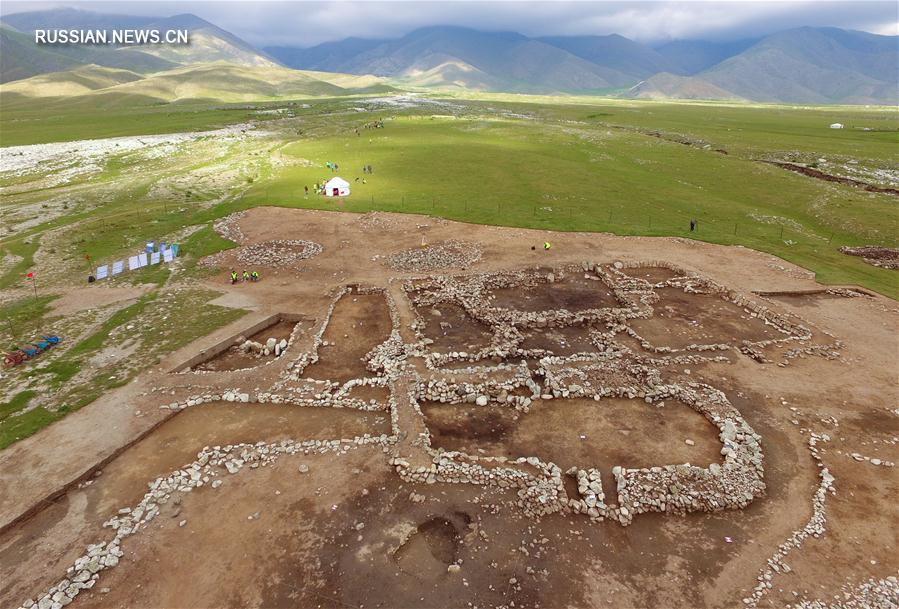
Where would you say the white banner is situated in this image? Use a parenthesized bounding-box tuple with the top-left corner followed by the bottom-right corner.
(138, 253, 149, 267)
(163, 249, 174, 263)
(112, 261, 124, 275)
(128, 256, 140, 270)
(95, 265, 109, 280)
(150, 252, 161, 265)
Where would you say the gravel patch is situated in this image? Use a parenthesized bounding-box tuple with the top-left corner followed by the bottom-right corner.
(387, 240, 482, 272)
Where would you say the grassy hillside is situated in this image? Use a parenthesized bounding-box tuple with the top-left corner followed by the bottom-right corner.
(700, 28, 898, 104)
(0, 63, 399, 144)
(1, 64, 144, 97)
(0, 9, 276, 83)
(0, 25, 176, 83)
(84, 63, 348, 102)
(625, 72, 742, 101)
(0, 27, 82, 82)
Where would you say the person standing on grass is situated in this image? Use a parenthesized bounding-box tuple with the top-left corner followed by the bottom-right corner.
(368, 164, 373, 174)
(304, 185, 309, 197)
(362, 164, 366, 174)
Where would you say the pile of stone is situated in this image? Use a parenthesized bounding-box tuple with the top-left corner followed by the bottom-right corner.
(387, 240, 482, 272)
(239, 336, 289, 358)
(234, 239, 323, 267)
(212, 211, 248, 244)
(839, 245, 899, 270)
(416, 365, 537, 411)
(187, 320, 308, 375)
(568, 468, 606, 514)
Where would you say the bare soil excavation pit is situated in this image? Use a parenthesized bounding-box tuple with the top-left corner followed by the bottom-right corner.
(421, 397, 722, 472)
(0, 402, 389, 606)
(519, 323, 600, 355)
(193, 319, 307, 372)
(630, 287, 782, 349)
(345, 383, 391, 407)
(417, 302, 494, 353)
(765, 291, 862, 309)
(488, 273, 619, 312)
(619, 266, 684, 284)
(303, 291, 392, 382)
(393, 513, 471, 580)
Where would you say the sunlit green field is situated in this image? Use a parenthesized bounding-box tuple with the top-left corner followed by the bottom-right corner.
(3, 95, 898, 297)
(237, 105, 898, 296)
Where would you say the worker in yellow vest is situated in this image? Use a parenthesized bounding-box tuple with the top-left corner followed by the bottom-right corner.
(544, 241, 552, 250)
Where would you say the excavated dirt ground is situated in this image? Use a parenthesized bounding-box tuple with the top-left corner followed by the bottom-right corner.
(421, 397, 723, 473)
(1, 208, 897, 609)
(194, 319, 311, 371)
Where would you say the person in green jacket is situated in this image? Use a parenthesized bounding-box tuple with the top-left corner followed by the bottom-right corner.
(230, 270, 238, 284)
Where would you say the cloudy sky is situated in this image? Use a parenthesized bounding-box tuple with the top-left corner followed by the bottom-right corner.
(2, 1, 897, 47)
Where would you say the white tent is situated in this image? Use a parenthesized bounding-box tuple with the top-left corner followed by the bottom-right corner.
(324, 177, 351, 197)
(829, 123, 844, 129)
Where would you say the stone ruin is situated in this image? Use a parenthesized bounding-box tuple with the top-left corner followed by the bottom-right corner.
(17, 260, 845, 609)
(386, 240, 483, 272)
(202, 212, 324, 269)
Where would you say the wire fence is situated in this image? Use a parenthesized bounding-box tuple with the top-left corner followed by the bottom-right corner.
(260, 190, 856, 242)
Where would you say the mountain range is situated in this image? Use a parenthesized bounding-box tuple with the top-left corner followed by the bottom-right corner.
(267, 25, 898, 103)
(1, 8, 896, 105)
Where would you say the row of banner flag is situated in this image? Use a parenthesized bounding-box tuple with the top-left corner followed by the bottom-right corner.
(93, 242, 180, 280)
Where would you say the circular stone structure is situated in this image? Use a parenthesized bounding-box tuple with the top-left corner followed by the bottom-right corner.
(387, 240, 482, 272)
(234, 239, 323, 267)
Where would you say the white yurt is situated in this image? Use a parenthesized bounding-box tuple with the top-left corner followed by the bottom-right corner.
(324, 177, 351, 197)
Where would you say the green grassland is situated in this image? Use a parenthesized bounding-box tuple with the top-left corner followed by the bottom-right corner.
(0, 288, 245, 449)
(0, 95, 267, 146)
(237, 109, 898, 296)
(2, 95, 897, 297)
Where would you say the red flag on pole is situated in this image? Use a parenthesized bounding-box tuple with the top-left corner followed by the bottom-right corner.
(26, 272, 34, 280)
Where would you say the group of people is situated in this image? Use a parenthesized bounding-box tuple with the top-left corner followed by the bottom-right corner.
(303, 161, 375, 196)
(230, 269, 260, 284)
